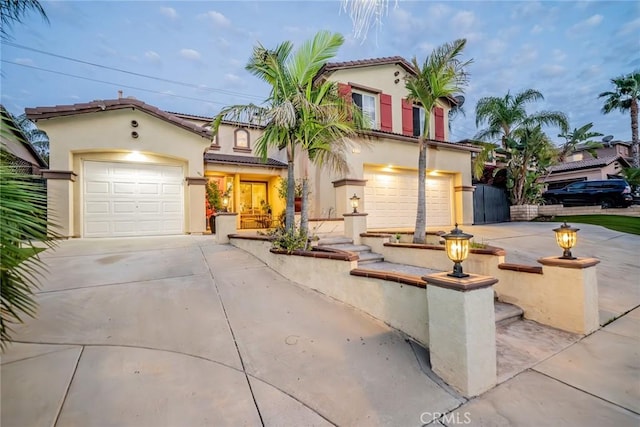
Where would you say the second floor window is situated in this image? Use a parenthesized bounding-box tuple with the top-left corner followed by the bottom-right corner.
(412, 106, 425, 137)
(352, 92, 377, 128)
(235, 129, 250, 149)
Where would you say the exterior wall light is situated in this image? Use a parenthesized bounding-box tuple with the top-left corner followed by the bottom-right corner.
(553, 222, 579, 259)
(442, 223, 473, 278)
(222, 195, 229, 212)
(350, 193, 360, 213)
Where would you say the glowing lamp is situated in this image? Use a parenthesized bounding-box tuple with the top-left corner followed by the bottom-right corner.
(442, 224, 473, 278)
(222, 195, 229, 212)
(553, 222, 579, 259)
(350, 193, 360, 213)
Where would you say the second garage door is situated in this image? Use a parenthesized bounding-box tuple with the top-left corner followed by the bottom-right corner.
(364, 169, 453, 229)
(83, 161, 184, 237)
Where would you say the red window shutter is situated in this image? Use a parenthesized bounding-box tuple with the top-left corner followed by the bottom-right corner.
(434, 107, 445, 140)
(402, 98, 413, 136)
(338, 83, 352, 101)
(379, 93, 393, 132)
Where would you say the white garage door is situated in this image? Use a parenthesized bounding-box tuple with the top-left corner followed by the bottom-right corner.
(364, 169, 453, 229)
(83, 161, 184, 237)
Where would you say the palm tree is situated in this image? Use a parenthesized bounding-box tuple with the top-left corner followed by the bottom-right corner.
(404, 39, 472, 244)
(475, 89, 569, 149)
(599, 71, 640, 168)
(556, 122, 603, 162)
(1, 0, 48, 40)
(211, 31, 348, 234)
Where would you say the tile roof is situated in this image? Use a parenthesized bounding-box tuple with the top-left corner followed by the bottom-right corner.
(547, 156, 629, 173)
(204, 152, 287, 168)
(361, 128, 481, 153)
(320, 56, 416, 75)
(25, 98, 212, 138)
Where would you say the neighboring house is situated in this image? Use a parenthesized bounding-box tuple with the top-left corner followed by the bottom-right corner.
(1, 105, 48, 174)
(543, 140, 632, 189)
(543, 156, 631, 190)
(26, 56, 478, 238)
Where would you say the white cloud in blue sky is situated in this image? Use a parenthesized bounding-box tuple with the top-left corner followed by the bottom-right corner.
(2, 0, 639, 143)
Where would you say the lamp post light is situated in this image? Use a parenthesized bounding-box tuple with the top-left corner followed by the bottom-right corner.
(442, 223, 473, 278)
(553, 222, 579, 259)
(222, 195, 229, 212)
(350, 193, 360, 213)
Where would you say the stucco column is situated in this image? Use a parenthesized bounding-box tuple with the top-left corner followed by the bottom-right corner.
(454, 185, 475, 225)
(186, 177, 206, 235)
(332, 179, 367, 216)
(42, 170, 76, 238)
(343, 213, 368, 245)
(424, 272, 498, 397)
(215, 212, 238, 244)
(536, 257, 600, 334)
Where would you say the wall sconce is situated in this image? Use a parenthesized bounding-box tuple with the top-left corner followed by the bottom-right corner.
(553, 222, 579, 259)
(442, 224, 473, 278)
(131, 120, 139, 127)
(131, 131, 139, 139)
(222, 195, 229, 212)
(350, 193, 360, 213)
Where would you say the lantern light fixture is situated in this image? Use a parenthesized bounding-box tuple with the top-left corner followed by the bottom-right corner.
(553, 222, 579, 259)
(222, 195, 229, 212)
(442, 223, 473, 278)
(350, 193, 360, 213)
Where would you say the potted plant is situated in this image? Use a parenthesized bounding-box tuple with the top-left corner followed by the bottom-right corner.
(394, 233, 401, 243)
(277, 178, 304, 212)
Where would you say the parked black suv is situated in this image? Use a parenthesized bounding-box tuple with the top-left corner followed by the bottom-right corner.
(542, 179, 633, 208)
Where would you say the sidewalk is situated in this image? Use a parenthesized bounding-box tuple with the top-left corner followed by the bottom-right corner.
(1, 227, 639, 426)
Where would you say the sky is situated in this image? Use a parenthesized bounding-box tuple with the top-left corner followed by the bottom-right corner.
(2, 0, 639, 144)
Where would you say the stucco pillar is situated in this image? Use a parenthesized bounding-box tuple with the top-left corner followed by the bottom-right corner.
(343, 213, 368, 245)
(186, 177, 206, 235)
(424, 272, 498, 397)
(536, 257, 600, 334)
(454, 185, 475, 225)
(42, 170, 76, 238)
(332, 179, 367, 216)
(215, 212, 238, 244)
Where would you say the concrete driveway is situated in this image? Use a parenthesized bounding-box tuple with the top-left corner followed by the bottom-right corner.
(1, 222, 638, 426)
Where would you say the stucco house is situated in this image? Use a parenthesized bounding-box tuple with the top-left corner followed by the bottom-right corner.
(26, 56, 478, 238)
(542, 140, 632, 189)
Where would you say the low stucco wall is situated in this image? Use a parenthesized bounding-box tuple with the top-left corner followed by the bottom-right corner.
(230, 236, 429, 346)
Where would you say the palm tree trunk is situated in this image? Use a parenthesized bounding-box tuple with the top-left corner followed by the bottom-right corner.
(631, 97, 639, 168)
(300, 153, 310, 238)
(285, 161, 295, 232)
(413, 142, 427, 244)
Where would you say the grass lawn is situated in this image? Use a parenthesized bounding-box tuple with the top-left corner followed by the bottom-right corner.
(538, 215, 640, 235)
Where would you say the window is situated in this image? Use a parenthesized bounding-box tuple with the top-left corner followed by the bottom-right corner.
(352, 92, 377, 128)
(234, 129, 250, 149)
(239, 182, 268, 214)
(412, 106, 425, 137)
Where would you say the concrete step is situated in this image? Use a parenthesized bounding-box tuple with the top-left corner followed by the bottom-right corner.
(495, 301, 524, 326)
(320, 243, 372, 252)
(317, 236, 353, 246)
(357, 252, 385, 264)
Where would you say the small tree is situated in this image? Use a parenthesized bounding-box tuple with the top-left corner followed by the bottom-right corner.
(556, 122, 603, 162)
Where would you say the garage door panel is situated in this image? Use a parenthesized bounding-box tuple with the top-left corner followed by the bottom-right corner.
(364, 168, 452, 229)
(83, 161, 184, 237)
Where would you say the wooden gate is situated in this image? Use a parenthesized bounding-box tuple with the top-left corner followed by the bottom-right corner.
(473, 184, 510, 224)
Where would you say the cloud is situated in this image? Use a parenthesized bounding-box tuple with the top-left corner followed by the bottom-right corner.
(552, 49, 566, 62)
(450, 10, 476, 31)
(539, 64, 567, 78)
(199, 10, 231, 27)
(617, 17, 640, 36)
(224, 73, 241, 84)
(179, 49, 201, 61)
(14, 58, 34, 66)
(160, 7, 177, 20)
(530, 24, 543, 34)
(510, 1, 544, 19)
(511, 44, 538, 66)
(568, 14, 603, 34)
(145, 51, 162, 64)
(427, 3, 451, 20)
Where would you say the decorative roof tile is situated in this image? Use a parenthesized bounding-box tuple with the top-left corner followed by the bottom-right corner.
(25, 98, 212, 138)
(547, 156, 629, 173)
